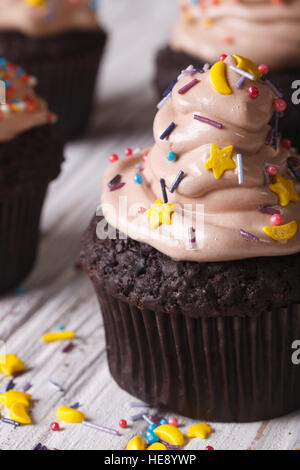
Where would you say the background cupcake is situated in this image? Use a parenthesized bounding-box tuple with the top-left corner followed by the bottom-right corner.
(82, 55, 300, 422)
(0, 58, 64, 293)
(154, 0, 300, 149)
(0, 0, 107, 140)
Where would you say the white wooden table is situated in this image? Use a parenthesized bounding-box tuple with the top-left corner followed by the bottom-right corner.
(0, 0, 299, 450)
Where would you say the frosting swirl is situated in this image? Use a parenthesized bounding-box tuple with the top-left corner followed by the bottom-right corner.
(170, 0, 300, 69)
(0, 58, 55, 141)
(0, 0, 99, 37)
(101, 55, 300, 262)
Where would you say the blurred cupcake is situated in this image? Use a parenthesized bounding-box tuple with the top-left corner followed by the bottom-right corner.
(0, 58, 64, 293)
(0, 0, 107, 140)
(81, 55, 300, 422)
(155, 0, 300, 148)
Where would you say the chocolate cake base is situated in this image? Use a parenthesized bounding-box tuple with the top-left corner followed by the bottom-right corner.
(0, 125, 64, 293)
(0, 29, 107, 140)
(154, 46, 300, 150)
(81, 216, 300, 422)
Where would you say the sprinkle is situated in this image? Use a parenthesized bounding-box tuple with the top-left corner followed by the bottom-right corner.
(41, 331, 75, 342)
(157, 93, 171, 109)
(130, 401, 150, 408)
(188, 227, 196, 249)
(194, 114, 223, 129)
(142, 414, 153, 425)
(107, 174, 121, 188)
(264, 79, 283, 98)
(5, 379, 15, 392)
(178, 78, 199, 94)
(82, 421, 121, 436)
(109, 182, 126, 192)
(237, 153, 244, 185)
(20, 382, 32, 393)
(133, 174, 143, 184)
(130, 412, 147, 422)
(166, 151, 176, 162)
(2, 418, 20, 427)
(33, 443, 42, 450)
(264, 171, 271, 185)
(163, 79, 177, 97)
(257, 206, 281, 215)
(265, 128, 274, 146)
(160, 178, 168, 203)
(135, 163, 143, 171)
(70, 402, 80, 409)
(62, 342, 73, 353)
(236, 76, 246, 89)
(48, 380, 64, 393)
(287, 161, 300, 183)
(170, 170, 185, 193)
(272, 112, 280, 150)
(203, 63, 210, 72)
(194, 66, 204, 73)
(229, 65, 255, 81)
(240, 229, 259, 243)
(160, 122, 176, 140)
(177, 65, 195, 80)
(160, 440, 181, 451)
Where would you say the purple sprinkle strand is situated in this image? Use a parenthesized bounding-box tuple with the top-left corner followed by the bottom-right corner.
(163, 79, 177, 97)
(82, 421, 121, 436)
(160, 440, 181, 450)
(48, 380, 64, 393)
(160, 178, 168, 204)
(240, 229, 259, 243)
(33, 443, 42, 451)
(194, 114, 223, 129)
(265, 128, 274, 146)
(6, 379, 15, 392)
(109, 182, 126, 192)
(62, 341, 73, 353)
(2, 418, 21, 427)
(170, 170, 185, 193)
(21, 382, 32, 393)
(236, 76, 246, 89)
(130, 401, 150, 408)
(160, 122, 176, 140)
(108, 174, 121, 188)
(70, 402, 80, 409)
(257, 205, 280, 215)
(265, 79, 283, 98)
(130, 412, 147, 422)
(178, 78, 199, 95)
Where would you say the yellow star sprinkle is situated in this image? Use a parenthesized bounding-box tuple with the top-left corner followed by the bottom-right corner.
(186, 422, 212, 440)
(0, 390, 32, 425)
(232, 54, 262, 80)
(0, 354, 25, 376)
(205, 144, 236, 179)
(263, 221, 298, 242)
(269, 174, 299, 207)
(145, 199, 175, 229)
(24, 0, 46, 7)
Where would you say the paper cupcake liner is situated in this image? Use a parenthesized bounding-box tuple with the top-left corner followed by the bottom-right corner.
(95, 283, 300, 422)
(0, 184, 47, 294)
(154, 46, 300, 149)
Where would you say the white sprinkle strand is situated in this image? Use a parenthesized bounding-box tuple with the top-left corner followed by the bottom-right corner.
(229, 65, 255, 81)
(237, 154, 244, 185)
(157, 92, 171, 109)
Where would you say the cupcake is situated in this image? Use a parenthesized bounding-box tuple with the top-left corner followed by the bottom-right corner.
(0, 58, 64, 294)
(0, 0, 107, 140)
(155, 0, 300, 149)
(81, 55, 300, 422)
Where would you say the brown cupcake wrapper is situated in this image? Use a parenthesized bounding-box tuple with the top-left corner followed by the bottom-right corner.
(0, 183, 47, 294)
(95, 282, 300, 422)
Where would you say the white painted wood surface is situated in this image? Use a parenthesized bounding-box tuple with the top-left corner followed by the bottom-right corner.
(0, 0, 299, 450)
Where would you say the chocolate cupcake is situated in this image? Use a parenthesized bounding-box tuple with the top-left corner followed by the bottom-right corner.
(81, 55, 300, 422)
(0, 0, 107, 140)
(155, 0, 300, 149)
(0, 58, 64, 294)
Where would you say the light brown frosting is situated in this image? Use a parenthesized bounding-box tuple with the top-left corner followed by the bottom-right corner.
(101, 55, 300, 262)
(0, 59, 55, 141)
(170, 0, 300, 70)
(0, 0, 99, 37)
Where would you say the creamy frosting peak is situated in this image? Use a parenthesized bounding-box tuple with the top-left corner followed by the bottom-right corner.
(101, 55, 300, 262)
(171, 0, 300, 69)
(0, 58, 55, 141)
(0, 0, 99, 37)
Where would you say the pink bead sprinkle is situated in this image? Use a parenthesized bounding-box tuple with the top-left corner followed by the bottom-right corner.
(142, 153, 148, 162)
(168, 417, 178, 426)
(50, 422, 60, 432)
(270, 214, 283, 226)
(138, 207, 146, 214)
(258, 64, 269, 75)
(124, 148, 132, 157)
(109, 153, 118, 163)
(118, 419, 127, 429)
(205, 446, 214, 450)
(266, 165, 278, 176)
